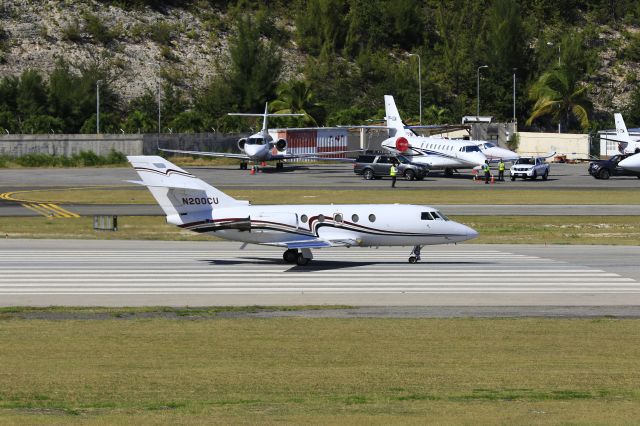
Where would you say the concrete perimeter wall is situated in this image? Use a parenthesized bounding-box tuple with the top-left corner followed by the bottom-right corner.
(517, 132, 590, 160)
(0, 133, 246, 157)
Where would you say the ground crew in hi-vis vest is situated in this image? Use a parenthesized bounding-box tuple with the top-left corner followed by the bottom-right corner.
(483, 160, 491, 184)
(390, 162, 398, 188)
(498, 159, 505, 181)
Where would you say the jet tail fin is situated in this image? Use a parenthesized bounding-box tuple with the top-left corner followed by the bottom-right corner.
(384, 95, 408, 138)
(128, 155, 247, 225)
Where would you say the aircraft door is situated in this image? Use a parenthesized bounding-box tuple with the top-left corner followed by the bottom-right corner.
(250, 212, 299, 233)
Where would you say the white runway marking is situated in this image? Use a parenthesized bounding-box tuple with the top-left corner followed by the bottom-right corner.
(0, 248, 638, 295)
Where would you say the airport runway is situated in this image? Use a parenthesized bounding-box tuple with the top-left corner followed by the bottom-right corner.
(1, 240, 639, 310)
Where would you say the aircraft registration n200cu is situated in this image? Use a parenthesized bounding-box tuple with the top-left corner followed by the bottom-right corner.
(128, 156, 478, 265)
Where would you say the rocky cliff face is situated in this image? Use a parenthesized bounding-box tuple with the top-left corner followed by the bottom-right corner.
(0, 1, 295, 104)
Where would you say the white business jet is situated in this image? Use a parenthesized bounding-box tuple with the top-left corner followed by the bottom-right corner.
(619, 152, 640, 172)
(160, 103, 310, 170)
(379, 96, 488, 176)
(128, 155, 478, 265)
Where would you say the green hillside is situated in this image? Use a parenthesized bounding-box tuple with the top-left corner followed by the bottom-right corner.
(0, 0, 639, 134)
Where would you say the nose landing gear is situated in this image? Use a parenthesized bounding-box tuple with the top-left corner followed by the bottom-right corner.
(408, 245, 422, 263)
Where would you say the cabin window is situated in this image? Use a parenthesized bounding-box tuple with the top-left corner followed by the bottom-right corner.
(317, 214, 325, 222)
(153, 163, 166, 168)
(300, 214, 308, 223)
(368, 214, 376, 222)
(334, 213, 343, 223)
(352, 214, 359, 223)
(421, 212, 435, 220)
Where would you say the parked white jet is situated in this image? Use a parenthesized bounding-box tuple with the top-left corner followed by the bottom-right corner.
(379, 96, 488, 175)
(619, 152, 640, 172)
(128, 155, 478, 265)
(609, 113, 640, 154)
(160, 103, 313, 170)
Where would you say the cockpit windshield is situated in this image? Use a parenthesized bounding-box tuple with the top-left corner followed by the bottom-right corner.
(515, 157, 534, 165)
(421, 211, 450, 221)
(246, 138, 265, 145)
(482, 142, 496, 149)
(461, 145, 481, 153)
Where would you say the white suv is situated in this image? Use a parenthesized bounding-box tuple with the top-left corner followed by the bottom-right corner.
(510, 157, 550, 180)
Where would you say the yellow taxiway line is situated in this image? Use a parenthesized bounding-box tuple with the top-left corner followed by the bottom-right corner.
(0, 191, 80, 218)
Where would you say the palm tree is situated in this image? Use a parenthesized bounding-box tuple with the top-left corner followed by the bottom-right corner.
(270, 80, 323, 126)
(526, 68, 591, 132)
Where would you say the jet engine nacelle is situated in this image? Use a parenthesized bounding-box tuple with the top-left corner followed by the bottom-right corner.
(275, 139, 287, 152)
(237, 138, 247, 152)
(395, 137, 410, 153)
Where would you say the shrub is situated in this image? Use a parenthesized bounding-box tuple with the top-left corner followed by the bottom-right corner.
(83, 12, 115, 44)
(62, 19, 82, 42)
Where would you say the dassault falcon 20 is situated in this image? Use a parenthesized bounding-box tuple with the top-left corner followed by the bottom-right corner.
(128, 155, 478, 265)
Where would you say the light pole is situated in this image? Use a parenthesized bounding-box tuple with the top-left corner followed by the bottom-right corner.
(408, 53, 422, 125)
(512, 68, 517, 122)
(96, 80, 102, 134)
(156, 79, 161, 134)
(547, 41, 560, 66)
(476, 65, 488, 117)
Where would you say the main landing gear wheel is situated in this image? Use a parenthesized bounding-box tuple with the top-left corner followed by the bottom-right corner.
(296, 253, 310, 266)
(240, 162, 248, 170)
(276, 162, 284, 169)
(408, 245, 422, 263)
(283, 249, 299, 263)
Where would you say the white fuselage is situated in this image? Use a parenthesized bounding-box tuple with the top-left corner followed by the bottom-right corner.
(381, 136, 487, 169)
(242, 133, 275, 162)
(619, 153, 640, 172)
(178, 204, 477, 247)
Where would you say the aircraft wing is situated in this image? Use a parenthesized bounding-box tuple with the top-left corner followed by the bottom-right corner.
(263, 238, 360, 249)
(159, 147, 250, 160)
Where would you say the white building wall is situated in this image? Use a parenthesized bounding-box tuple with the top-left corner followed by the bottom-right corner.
(517, 132, 589, 160)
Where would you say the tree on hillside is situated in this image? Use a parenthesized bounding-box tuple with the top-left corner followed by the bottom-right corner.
(270, 80, 324, 126)
(527, 67, 592, 132)
(227, 13, 282, 111)
(17, 70, 48, 119)
(295, 0, 348, 55)
(480, 0, 531, 121)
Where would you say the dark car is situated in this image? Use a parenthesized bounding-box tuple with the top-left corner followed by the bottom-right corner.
(354, 154, 429, 181)
(588, 154, 640, 180)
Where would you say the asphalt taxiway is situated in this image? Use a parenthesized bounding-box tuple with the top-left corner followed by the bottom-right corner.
(1, 240, 639, 313)
(1, 163, 638, 217)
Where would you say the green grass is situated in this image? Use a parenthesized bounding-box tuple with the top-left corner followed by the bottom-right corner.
(1, 215, 640, 244)
(1, 318, 639, 423)
(7, 188, 640, 205)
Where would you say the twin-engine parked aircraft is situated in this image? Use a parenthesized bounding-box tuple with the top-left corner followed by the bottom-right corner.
(160, 103, 310, 170)
(128, 156, 478, 265)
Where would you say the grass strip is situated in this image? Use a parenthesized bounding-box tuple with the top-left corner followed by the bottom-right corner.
(1, 215, 640, 245)
(7, 188, 640, 205)
(0, 318, 639, 423)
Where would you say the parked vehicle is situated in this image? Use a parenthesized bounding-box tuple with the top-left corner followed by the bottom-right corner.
(510, 156, 550, 180)
(588, 154, 640, 179)
(354, 154, 429, 181)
